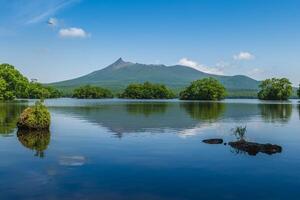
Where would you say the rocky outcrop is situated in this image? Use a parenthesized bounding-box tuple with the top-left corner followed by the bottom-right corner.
(202, 138, 223, 144)
(229, 140, 282, 156)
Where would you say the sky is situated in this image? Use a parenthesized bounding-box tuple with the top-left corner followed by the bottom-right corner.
(0, 0, 300, 84)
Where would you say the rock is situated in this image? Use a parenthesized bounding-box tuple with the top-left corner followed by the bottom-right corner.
(228, 140, 282, 156)
(202, 138, 223, 144)
(17, 101, 50, 130)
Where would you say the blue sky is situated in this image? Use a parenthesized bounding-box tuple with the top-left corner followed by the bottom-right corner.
(0, 0, 299, 84)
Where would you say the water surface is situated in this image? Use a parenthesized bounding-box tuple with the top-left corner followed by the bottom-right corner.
(0, 99, 299, 200)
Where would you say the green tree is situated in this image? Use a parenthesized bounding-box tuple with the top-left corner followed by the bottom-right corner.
(179, 78, 226, 100)
(298, 84, 300, 98)
(0, 63, 62, 100)
(258, 78, 292, 100)
(0, 64, 29, 99)
(120, 82, 175, 99)
(73, 85, 113, 99)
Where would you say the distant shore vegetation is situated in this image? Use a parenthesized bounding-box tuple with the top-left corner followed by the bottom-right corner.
(119, 82, 175, 99)
(179, 78, 226, 100)
(258, 78, 293, 100)
(72, 85, 113, 99)
(0, 63, 61, 100)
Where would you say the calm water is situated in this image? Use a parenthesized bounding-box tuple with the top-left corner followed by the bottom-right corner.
(0, 99, 300, 200)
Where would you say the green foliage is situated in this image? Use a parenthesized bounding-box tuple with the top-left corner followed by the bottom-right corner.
(17, 101, 51, 130)
(119, 82, 175, 99)
(258, 78, 292, 100)
(17, 129, 50, 158)
(179, 78, 226, 100)
(298, 84, 300, 98)
(27, 82, 62, 99)
(73, 85, 113, 99)
(232, 126, 247, 141)
(0, 63, 62, 100)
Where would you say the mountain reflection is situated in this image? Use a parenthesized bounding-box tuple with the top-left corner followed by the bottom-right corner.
(49, 101, 266, 137)
(17, 129, 50, 158)
(180, 102, 225, 122)
(259, 103, 292, 123)
(0, 102, 27, 135)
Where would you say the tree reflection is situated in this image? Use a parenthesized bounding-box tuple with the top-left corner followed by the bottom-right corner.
(181, 102, 225, 122)
(126, 103, 168, 117)
(0, 102, 27, 135)
(17, 129, 50, 158)
(259, 103, 292, 123)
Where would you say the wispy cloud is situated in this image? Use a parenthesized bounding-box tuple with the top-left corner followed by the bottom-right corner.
(233, 52, 255, 61)
(178, 58, 224, 75)
(59, 27, 89, 38)
(26, 0, 79, 25)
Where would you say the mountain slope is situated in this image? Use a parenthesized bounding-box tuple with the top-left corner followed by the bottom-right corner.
(50, 58, 260, 93)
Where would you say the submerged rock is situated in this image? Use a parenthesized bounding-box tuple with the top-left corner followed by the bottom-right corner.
(17, 101, 50, 130)
(202, 138, 223, 144)
(229, 140, 282, 156)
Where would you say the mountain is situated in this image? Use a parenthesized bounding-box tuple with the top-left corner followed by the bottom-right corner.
(50, 58, 260, 93)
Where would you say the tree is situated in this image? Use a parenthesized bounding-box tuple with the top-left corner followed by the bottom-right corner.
(257, 78, 292, 100)
(298, 84, 300, 98)
(179, 78, 226, 100)
(119, 82, 175, 99)
(73, 85, 113, 99)
(0, 63, 62, 100)
(0, 63, 29, 99)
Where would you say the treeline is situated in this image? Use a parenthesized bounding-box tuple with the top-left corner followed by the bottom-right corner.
(2, 63, 300, 101)
(72, 77, 300, 101)
(0, 64, 61, 100)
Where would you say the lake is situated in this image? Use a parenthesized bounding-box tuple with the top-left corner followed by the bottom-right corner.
(0, 99, 300, 200)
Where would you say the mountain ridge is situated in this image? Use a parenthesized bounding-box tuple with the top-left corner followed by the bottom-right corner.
(50, 58, 260, 93)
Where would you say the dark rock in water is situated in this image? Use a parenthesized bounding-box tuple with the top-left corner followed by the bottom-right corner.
(202, 138, 223, 144)
(229, 140, 282, 156)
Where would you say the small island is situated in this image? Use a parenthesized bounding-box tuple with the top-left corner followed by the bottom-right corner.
(119, 82, 175, 99)
(179, 77, 226, 100)
(258, 78, 293, 100)
(17, 101, 51, 130)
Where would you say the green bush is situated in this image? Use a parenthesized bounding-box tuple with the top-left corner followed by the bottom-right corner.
(17, 101, 51, 130)
(258, 78, 292, 100)
(119, 82, 175, 99)
(72, 85, 113, 99)
(179, 78, 226, 100)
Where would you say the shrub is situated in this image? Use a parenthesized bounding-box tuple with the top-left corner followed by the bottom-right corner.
(120, 82, 175, 99)
(258, 78, 292, 100)
(73, 85, 113, 99)
(179, 78, 226, 100)
(17, 101, 51, 130)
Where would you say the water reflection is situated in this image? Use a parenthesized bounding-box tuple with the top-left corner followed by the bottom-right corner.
(260, 103, 292, 123)
(17, 129, 50, 158)
(0, 102, 27, 135)
(181, 102, 225, 122)
(126, 102, 168, 117)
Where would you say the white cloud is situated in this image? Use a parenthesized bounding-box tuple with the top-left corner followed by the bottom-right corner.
(233, 52, 255, 61)
(59, 27, 89, 38)
(47, 17, 58, 27)
(178, 58, 224, 75)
